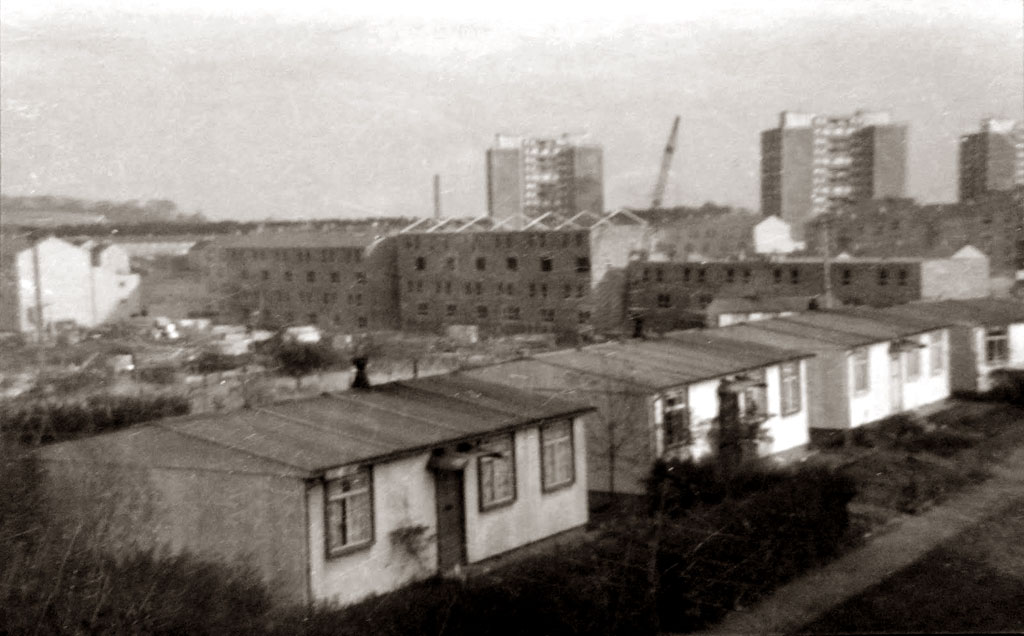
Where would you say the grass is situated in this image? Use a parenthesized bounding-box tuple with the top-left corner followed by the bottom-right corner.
(797, 498, 1024, 634)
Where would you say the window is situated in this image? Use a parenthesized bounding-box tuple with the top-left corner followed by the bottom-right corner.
(415, 256, 426, 271)
(790, 268, 800, 284)
(852, 348, 870, 393)
(325, 469, 373, 556)
(740, 369, 769, 419)
(773, 268, 782, 284)
(929, 332, 944, 375)
(307, 271, 316, 283)
(507, 257, 518, 271)
(446, 257, 456, 271)
(897, 269, 908, 286)
(355, 272, 367, 285)
(780, 361, 802, 415)
(742, 269, 751, 283)
(504, 306, 521, 321)
(529, 283, 536, 297)
(262, 270, 270, 281)
(540, 421, 574, 491)
(726, 268, 735, 283)
(655, 268, 663, 282)
(578, 310, 591, 324)
(540, 283, 548, 298)
(841, 268, 851, 286)
(475, 282, 483, 295)
(446, 304, 457, 317)
(657, 293, 672, 308)
(476, 305, 489, 319)
(985, 327, 1009, 365)
(540, 308, 555, 322)
(284, 271, 293, 282)
(878, 268, 889, 286)
(330, 272, 340, 283)
(417, 303, 428, 317)
(563, 284, 572, 299)
(697, 269, 706, 283)
(575, 257, 590, 273)
(906, 341, 921, 380)
(478, 435, 515, 510)
(357, 316, 367, 328)
(540, 257, 553, 272)
(662, 394, 690, 448)
(643, 268, 650, 282)
(476, 257, 487, 271)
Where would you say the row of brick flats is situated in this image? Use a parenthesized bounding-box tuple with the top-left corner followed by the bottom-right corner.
(34, 298, 1024, 609)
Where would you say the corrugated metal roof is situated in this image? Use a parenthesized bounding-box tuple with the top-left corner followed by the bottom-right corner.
(37, 375, 592, 478)
(713, 308, 951, 351)
(528, 332, 811, 390)
(879, 299, 1024, 328)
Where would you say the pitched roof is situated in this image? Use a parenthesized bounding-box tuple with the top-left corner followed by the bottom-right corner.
(38, 374, 592, 478)
(712, 307, 952, 351)
(522, 332, 811, 391)
(880, 299, 1024, 328)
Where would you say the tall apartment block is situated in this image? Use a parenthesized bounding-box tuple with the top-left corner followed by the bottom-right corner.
(486, 134, 604, 228)
(959, 118, 1024, 202)
(761, 111, 907, 239)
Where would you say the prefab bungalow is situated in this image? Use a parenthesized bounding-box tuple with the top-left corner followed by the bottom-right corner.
(880, 299, 1024, 393)
(713, 309, 953, 436)
(37, 374, 592, 607)
(464, 333, 813, 496)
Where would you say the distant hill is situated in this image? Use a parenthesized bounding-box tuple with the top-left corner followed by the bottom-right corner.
(1, 195, 200, 227)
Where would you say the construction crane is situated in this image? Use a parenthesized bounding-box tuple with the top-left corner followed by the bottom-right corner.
(650, 115, 681, 209)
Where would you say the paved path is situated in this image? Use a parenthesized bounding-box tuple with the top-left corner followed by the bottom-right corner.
(687, 447, 1024, 636)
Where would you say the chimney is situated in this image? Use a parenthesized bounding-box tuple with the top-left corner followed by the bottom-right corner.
(351, 356, 370, 389)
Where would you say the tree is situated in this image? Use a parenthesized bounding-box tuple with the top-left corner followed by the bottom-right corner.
(274, 342, 338, 388)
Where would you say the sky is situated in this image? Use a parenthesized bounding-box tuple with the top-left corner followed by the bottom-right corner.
(1, 0, 1022, 220)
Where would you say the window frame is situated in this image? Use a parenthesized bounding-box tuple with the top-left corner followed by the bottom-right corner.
(780, 360, 802, 416)
(929, 331, 944, 376)
(905, 340, 922, 381)
(852, 348, 871, 394)
(323, 467, 375, 558)
(478, 434, 517, 511)
(661, 392, 690, 449)
(540, 420, 575, 493)
(985, 327, 1009, 365)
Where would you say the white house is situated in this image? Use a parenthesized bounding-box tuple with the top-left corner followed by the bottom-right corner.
(37, 374, 592, 607)
(464, 332, 813, 496)
(714, 309, 953, 436)
(0, 235, 139, 335)
(881, 299, 1024, 393)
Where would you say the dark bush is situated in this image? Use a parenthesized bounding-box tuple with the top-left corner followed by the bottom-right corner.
(1, 394, 190, 446)
(647, 459, 797, 516)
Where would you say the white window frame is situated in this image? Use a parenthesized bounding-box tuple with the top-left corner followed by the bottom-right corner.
(661, 392, 690, 448)
(478, 434, 516, 511)
(540, 421, 575, 492)
(324, 467, 374, 557)
(852, 348, 870, 394)
(929, 332, 944, 376)
(905, 341, 921, 381)
(780, 361, 802, 415)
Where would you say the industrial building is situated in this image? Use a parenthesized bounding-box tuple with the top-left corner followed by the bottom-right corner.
(804, 190, 1023, 277)
(625, 250, 991, 333)
(486, 134, 604, 228)
(761, 111, 907, 238)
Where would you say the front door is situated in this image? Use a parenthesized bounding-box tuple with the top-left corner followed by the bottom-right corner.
(434, 470, 467, 572)
(889, 353, 902, 412)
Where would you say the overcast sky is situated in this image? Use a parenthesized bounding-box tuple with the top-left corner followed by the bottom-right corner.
(1, 0, 1021, 220)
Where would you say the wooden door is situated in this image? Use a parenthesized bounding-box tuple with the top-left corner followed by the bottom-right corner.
(434, 470, 467, 572)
